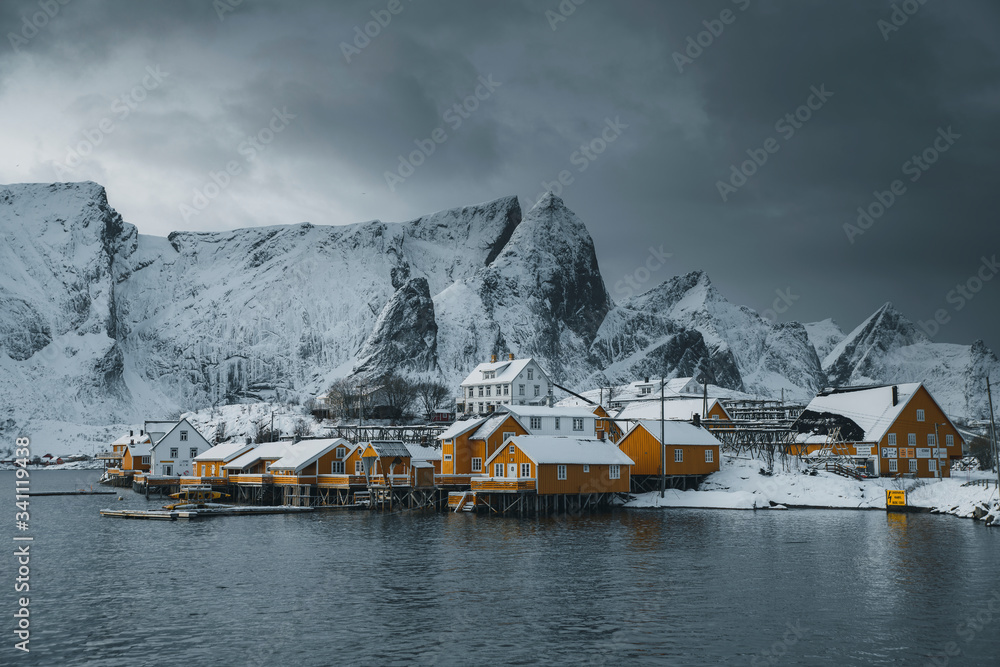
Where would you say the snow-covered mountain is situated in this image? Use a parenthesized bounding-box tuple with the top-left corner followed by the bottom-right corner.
(2, 181, 997, 448)
(821, 303, 1000, 420)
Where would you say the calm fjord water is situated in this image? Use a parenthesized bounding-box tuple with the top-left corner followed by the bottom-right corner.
(3, 470, 999, 666)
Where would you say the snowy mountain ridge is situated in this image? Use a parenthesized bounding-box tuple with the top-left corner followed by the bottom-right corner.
(1, 181, 997, 447)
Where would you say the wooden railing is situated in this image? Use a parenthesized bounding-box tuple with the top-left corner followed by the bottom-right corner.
(471, 478, 536, 492)
(435, 474, 474, 486)
(181, 476, 226, 486)
(228, 474, 273, 485)
(368, 474, 411, 487)
(317, 474, 367, 487)
(95, 451, 122, 460)
(271, 474, 318, 485)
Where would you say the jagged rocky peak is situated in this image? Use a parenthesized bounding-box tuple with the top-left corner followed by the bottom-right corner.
(824, 302, 927, 383)
(353, 276, 439, 379)
(803, 318, 846, 363)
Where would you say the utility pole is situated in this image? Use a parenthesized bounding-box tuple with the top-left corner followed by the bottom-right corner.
(660, 376, 666, 498)
(934, 422, 942, 479)
(988, 377, 998, 490)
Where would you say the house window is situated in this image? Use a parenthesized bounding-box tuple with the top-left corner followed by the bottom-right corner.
(478, 386, 484, 397)
(557, 465, 567, 480)
(468, 387, 474, 398)
(929, 459, 937, 472)
(189, 448, 198, 459)
(909, 459, 918, 473)
(495, 384, 501, 395)
(527, 368, 533, 380)
(908, 434, 916, 446)
(486, 386, 491, 396)
(519, 385, 525, 396)
(509, 445, 515, 454)
(478, 403, 483, 412)
(583, 464, 589, 473)
(554, 417, 561, 430)
(916, 409, 925, 422)
(180, 431, 188, 441)
(887, 433, 897, 446)
(495, 463, 504, 477)
(530, 417, 541, 430)
(712, 414, 719, 420)
(503, 431, 515, 442)
(521, 463, 531, 477)
(444, 454, 452, 461)
(573, 418, 584, 431)
(503, 385, 509, 395)
(674, 449, 683, 463)
(888, 459, 898, 473)
(141, 456, 150, 464)
(332, 461, 345, 474)
(946, 434, 954, 447)
(336, 447, 346, 459)
(609, 465, 620, 480)
(534, 385, 540, 397)
(210, 464, 215, 476)
(170, 448, 178, 458)
(640, 386, 651, 395)
(927, 434, 936, 447)
(472, 458, 482, 472)
(705, 449, 714, 463)
(355, 460, 364, 474)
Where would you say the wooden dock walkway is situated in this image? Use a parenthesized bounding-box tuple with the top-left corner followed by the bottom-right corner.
(100, 506, 315, 521)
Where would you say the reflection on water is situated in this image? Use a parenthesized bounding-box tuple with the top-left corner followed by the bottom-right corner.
(2, 471, 999, 666)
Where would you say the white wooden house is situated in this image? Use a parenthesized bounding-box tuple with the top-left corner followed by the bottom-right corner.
(145, 418, 212, 476)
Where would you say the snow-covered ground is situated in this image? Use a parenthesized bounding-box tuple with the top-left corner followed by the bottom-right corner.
(627, 455, 1000, 525)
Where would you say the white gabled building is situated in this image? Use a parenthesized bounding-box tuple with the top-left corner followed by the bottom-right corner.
(145, 418, 212, 477)
(458, 354, 552, 415)
(502, 405, 599, 437)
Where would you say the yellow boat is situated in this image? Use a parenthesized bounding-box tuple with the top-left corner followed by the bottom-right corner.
(163, 487, 228, 509)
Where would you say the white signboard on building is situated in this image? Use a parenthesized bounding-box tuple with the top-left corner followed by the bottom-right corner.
(855, 446, 872, 458)
(916, 448, 931, 459)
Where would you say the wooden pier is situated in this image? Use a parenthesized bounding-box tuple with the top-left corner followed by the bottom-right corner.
(100, 506, 315, 521)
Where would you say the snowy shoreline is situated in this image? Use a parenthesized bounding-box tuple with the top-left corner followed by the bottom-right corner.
(625, 456, 1000, 526)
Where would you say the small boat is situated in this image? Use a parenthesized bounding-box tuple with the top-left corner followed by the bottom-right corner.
(163, 486, 229, 509)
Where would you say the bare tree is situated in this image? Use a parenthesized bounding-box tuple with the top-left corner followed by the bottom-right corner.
(214, 420, 228, 445)
(416, 380, 451, 417)
(292, 418, 310, 442)
(970, 435, 995, 471)
(377, 372, 418, 419)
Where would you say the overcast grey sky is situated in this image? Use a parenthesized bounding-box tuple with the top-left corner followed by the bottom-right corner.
(1, 0, 998, 352)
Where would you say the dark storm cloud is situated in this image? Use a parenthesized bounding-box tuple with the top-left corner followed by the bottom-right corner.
(0, 0, 997, 351)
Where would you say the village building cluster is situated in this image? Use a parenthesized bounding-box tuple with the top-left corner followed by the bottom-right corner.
(98, 356, 968, 514)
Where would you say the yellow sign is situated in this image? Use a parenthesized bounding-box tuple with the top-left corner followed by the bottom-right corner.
(886, 490, 907, 507)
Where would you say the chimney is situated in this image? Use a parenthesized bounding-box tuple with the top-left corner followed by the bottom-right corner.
(130, 429, 133, 436)
(891, 386, 898, 406)
(509, 353, 514, 361)
(491, 354, 496, 363)
(644, 376, 649, 383)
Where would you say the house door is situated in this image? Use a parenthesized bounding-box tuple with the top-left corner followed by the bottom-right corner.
(163, 465, 172, 476)
(508, 463, 517, 478)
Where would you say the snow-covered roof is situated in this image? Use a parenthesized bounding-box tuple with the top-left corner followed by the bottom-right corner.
(223, 441, 298, 470)
(406, 444, 442, 462)
(144, 420, 177, 443)
(125, 440, 151, 457)
(460, 357, 536, 386)
(112, 430, 152, 446)
(437, 417, 487, 441)
(269, 438, 350, 473)
(502, 405, 597, 419)
(363, 441, 411, 458)
(194, 441, 256, 462)
(471, 413, 524, 440)
(487, 435, 634, 466)
(626, 421, 723, 447)
(797, 383, 923, 442)
(615, 398, 729, 422)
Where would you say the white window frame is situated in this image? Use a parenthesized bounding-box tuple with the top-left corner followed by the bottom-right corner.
(180, 431, 188, 441)
(557, 464, 567, 480)
(705, 449, 714, 463)
(509, 444, 515, 454)
(331, 461, 345, 474)
(355, 460, 364, 474)
(572, 418, 584, 431)
(519, 384, 525, 396)
(887, 433, 897, 446)
(946, 434, 954, 447)
(189, 448, 198, 459)
(444, 454, 452, 461)
(888, 459, 898, 473)
(503, 431, 515, 442)
(169, 447, 178, 458)
(163, 465, 173, 476)
(582, 464, 590, 473)
(927, 434, 936, 447)
(609, 464, 620, 480)
(141, 455, 150, 464)
(503, 385, 509, 396)
(527, 368, 533, 380)
(494, 463, 504, 477)
(929, 459, 937, 472)
(554, 417, 560, 430)
(909, 459, 918, 473)
(674, 449, 683, 463)
(916, 409, 925, 422)
(908, 433, 916, 446)
(471, 457, 482, 472)
(530, 417, 541, 430)
(521, 463, 531, 477)
(336, 447, 346, 459)
(534, 385, 540, 397)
